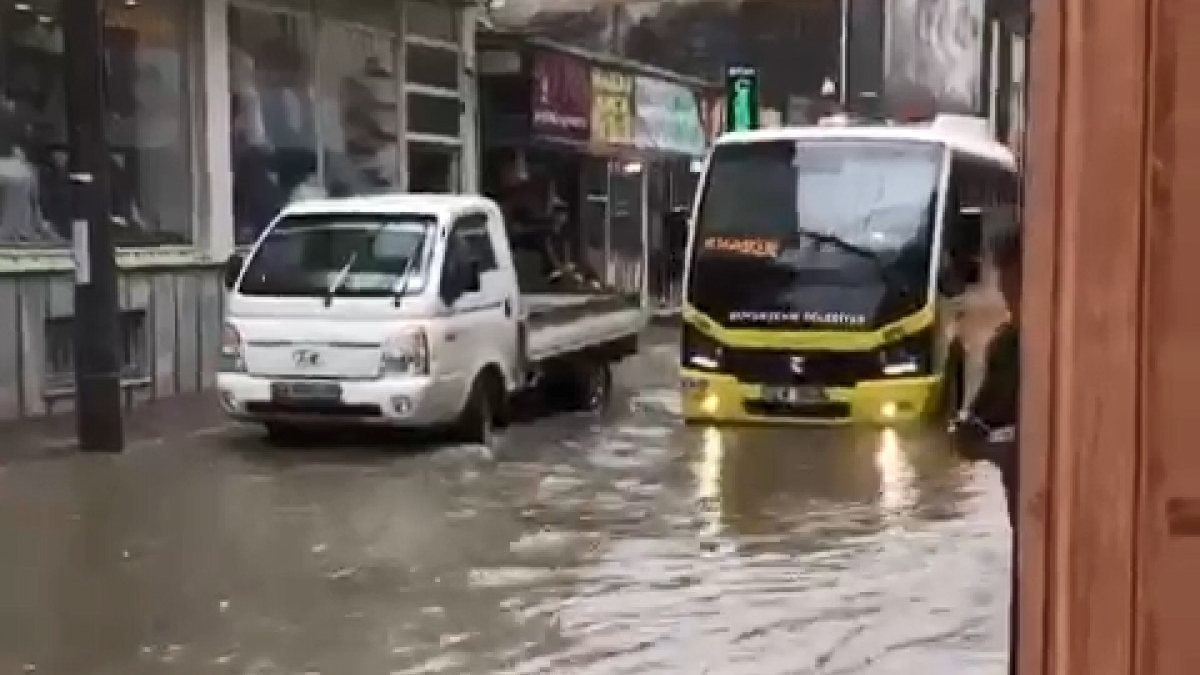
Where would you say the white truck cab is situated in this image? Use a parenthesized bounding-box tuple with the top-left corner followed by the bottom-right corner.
(218, 194, 645, 445)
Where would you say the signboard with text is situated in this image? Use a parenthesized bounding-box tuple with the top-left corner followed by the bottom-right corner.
(633, 76, 706, 156)
(590, 68, 633, 147)
(530, 51, 591, 142)
(725, 65, 760, 132)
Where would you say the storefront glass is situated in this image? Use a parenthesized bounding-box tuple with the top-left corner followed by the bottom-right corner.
(404, 0, 461, 193)
(231, 0, 465, 245)
(316, 22, 401, 197)
(0, 0, 195, 247)
(228, 2, 318, 245)
(408, 141, 457, 192)
(405, 0, 458, 43)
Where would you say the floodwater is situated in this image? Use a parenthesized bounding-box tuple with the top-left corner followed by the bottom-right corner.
(0, 334, 1011, 675)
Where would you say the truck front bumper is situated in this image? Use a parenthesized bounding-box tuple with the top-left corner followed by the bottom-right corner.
(217, 373, 464, 428)
(680, 368, 943, 426)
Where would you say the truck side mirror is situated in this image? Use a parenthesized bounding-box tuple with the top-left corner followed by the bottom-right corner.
(223, 253, 245, 290)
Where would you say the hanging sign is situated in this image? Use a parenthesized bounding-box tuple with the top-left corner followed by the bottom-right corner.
(725, 65, 760, 131)
(590, 68, 633, 147)
(530, 50, 591, 142)
(633, 76, 706, 156)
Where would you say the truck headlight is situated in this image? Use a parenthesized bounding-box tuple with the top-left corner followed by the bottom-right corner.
(381, 329, 429, 376)
(220, 323, 245, 373)
(682, 324, 723, 371)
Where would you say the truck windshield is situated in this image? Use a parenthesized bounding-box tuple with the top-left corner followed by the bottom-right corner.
(689, 139, 944, 329)
(238, 214, 435, 297)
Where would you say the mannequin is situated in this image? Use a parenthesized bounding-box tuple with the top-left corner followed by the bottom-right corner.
(0, 97, 59, 244)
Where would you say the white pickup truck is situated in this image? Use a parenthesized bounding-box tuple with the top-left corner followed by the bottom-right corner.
(217, 194, 646, 445)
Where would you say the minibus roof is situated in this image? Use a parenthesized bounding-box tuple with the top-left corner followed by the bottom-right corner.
(716, 115, 1017, 171)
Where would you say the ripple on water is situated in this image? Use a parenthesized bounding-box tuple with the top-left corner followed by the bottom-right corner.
(495, 506, 1007, 675)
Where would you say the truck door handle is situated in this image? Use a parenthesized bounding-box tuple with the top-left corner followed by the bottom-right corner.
(503, 298, 512, 317)
(445, 332, 458, 343)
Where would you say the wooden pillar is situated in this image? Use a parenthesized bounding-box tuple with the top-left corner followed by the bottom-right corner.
(1024, 0, 1200, 671)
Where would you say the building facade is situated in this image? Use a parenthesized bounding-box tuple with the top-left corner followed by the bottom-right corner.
(0, 0, 479, 422)
(476, 34, 717, 311)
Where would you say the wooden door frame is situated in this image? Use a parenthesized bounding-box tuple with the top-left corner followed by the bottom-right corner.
(1021, 0, 1151, 672)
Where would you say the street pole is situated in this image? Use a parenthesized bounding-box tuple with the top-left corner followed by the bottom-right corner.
(839, 0, 849, 108)
(64, 0, 124, 452)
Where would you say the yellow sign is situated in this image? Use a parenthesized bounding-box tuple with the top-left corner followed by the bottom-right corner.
(591, 69, 633, 146)
(703, 236, 781, 258)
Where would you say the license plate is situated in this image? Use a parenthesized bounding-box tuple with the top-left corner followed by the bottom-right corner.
(761, 385, 826, 405)
(271, 381, 342, 403)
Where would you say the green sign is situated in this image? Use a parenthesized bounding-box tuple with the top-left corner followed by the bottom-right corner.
(725, 65, 760, 132)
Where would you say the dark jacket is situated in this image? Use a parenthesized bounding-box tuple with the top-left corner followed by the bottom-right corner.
(952, 323, 1020, 525)
(950, 322, 1020, 674)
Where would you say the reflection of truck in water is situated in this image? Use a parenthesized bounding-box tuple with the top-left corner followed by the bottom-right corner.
(680, 115, 1018, 425)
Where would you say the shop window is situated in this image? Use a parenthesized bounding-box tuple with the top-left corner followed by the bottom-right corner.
(0, 0, 195, 248)
(316, 22, 401, 197)
(405, 42, 459, 91)
(228, 3, 318, 246)
(405, 1, 458, 44)
(406, 93, 460, 137)
(408, 141, 458, 193)
(320, 0, 397, 29)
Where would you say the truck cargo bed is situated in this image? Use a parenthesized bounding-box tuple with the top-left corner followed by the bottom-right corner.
(524, 292, 645, 362)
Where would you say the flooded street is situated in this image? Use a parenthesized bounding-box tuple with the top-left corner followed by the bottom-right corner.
(0, 330, 1011, 675)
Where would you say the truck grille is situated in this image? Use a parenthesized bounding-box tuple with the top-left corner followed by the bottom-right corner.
(722, 347, 880, 387)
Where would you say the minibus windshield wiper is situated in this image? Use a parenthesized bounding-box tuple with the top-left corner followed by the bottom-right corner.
(793, 225, 909, 295)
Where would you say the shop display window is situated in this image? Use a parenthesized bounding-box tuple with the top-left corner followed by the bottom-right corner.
(408, 141, 458, 193)
(405, 0, 457, 44)
(228, 3, 318, 246)
(0, 0, 195, 247)
(316, 23, 401, 198)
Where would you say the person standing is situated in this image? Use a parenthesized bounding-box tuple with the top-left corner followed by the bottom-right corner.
(663, 207, 689, 307)
(949, 212, 1021, 674)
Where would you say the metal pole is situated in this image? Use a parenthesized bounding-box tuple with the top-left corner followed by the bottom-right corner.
(64, 0, 124, 452)
(839, 0, 849, 107)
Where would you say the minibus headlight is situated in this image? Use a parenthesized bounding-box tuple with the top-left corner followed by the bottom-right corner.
(682, 324, 723, 371)
(878, 330, 932, 377)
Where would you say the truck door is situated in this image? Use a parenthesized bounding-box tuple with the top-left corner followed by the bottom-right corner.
(444, 213, 515, 389)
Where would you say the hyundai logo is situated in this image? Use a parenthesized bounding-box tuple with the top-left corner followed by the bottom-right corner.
(789, 355, 806, 375)
(293, 349, 322, 367)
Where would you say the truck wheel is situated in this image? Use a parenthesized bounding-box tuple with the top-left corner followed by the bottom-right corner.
(452, 374, 498, 445)
(565, 360, 612, 413)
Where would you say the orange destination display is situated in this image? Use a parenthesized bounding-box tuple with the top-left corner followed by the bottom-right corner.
(702, 236, 780, 258)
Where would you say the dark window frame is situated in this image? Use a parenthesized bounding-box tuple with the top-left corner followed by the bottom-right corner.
(450, 212, 499, 272)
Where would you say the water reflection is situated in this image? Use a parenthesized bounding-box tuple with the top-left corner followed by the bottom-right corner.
(877, 427, 917, 520)
(687, 425, 974, 546)
(0, 344, 1002, 674)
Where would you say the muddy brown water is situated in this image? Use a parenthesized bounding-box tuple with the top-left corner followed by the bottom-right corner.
(0, 332, 1011, 675)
